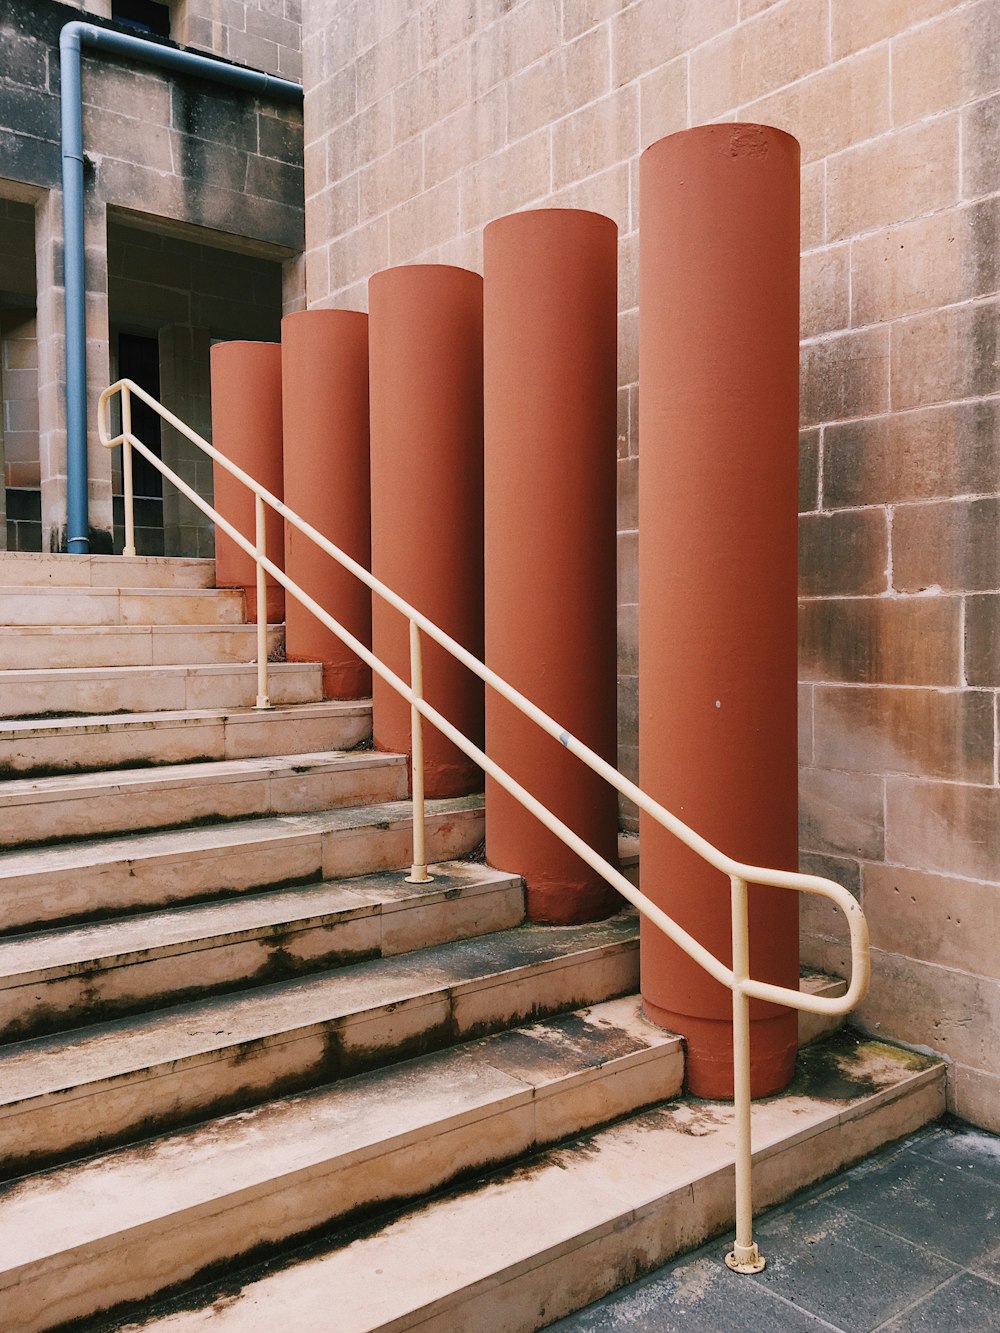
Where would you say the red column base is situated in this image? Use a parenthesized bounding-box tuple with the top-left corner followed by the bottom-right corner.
(642, 1003, 798, 1099)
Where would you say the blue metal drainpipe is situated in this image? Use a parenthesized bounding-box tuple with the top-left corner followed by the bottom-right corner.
(59, 22, 302, 552)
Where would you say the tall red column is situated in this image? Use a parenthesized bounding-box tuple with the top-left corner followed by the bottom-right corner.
(281, 310, 371, 699)
(639, 124, 800, 1098)
(368, 265, 484, 797)
(210, 341, 285, 623)
(484, 209, 619, 925)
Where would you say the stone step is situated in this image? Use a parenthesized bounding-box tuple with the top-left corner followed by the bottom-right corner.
(0, 750, 408, 848)
(0, 622, 283, 670)
(0, 912, 639, 1179)
(0, 862, 524, 1043)
(0, 661, 324, 719)
(0, 700, 372, 778)
(119, 1033, 945, 1333)
(0, 552, 215, 589)
(0, 585, 245, 627)
(0, 794, 485, 933)
(0, 997, 682, 1333)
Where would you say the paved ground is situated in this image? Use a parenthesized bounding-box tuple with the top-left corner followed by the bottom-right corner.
(552, 1118, 1000, 1332)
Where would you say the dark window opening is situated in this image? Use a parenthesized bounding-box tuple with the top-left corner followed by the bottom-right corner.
(111, 0, 171, 39)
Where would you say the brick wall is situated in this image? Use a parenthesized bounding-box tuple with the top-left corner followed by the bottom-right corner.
(303, 0, 1000, 1130)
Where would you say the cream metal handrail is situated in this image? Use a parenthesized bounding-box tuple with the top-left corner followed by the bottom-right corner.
(99, 376, 869, 1273)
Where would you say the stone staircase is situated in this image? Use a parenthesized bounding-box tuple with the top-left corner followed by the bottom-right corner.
(0, 554, 945, 1332)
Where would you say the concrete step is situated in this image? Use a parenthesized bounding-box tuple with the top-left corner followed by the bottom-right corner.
(119, 1032, 945, 1333)
(0, 997, 682, 1333)
(0, 585, 245, 627)
(0, 700, 372, 778)
(0, 661, 324, 719)
(0, 622, 283, 670)
(0, 912, 639, 1178)
(0, 750, 408, 848)
(0, 552, 215, 589)
(0, 861, 524, 1043)
(0, 794, 485, 932)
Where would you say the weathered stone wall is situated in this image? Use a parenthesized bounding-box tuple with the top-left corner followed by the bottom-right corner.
(302, 0, 1000, 1131)
(0, 0, 303, 549)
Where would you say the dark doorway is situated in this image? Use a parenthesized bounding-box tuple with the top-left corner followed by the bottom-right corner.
(117, 331, 164, 554)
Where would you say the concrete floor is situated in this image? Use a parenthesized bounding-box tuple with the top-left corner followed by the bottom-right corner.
(552, 1119, 1000, 1332)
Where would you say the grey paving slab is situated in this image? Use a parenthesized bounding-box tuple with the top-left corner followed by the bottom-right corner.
(555, 1121, 1000, 1333)
(879, 1271, 1000, 1331)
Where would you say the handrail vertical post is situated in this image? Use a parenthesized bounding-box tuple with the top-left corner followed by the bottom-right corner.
(121, 386, 136, 558)
(405, 619, 433, 885)
(253, 492, 271, 710)
(726, 873, 766, 1274)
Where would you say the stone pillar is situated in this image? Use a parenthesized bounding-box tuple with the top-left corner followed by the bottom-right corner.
(35, 191, 113, 552)
(281, 309, 372, 699)
(483, 208, 619, 925)
(368, 264, 484, 797)
(159, 324, 214, 558)
(639, 124, 801, 1099)
(209, 341, 284, 622)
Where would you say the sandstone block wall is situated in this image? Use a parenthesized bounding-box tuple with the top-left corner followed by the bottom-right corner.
(302, 0, 1000, 1131)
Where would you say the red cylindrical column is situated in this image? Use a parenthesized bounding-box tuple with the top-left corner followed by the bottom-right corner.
(281, 310, 372, 699)
(210, 341, 285, 623)
(639, 124, 800, 1098)
(483, 209, 619, 925)
(368, 265, 484, 797)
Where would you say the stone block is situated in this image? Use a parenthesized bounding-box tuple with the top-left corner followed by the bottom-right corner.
(799, 429, 819, 512)
(801, 244, 850, 339)
(801, 327, 889, 427)
(801, 159, 825, 250)
(507, 26, 609, 142)
(891, 299, 1000, 410)
(420, 0, 478, 63)
(327, 104, 395, 187)
(330, 215, 389, 291)
(258, 110, 301, 162)
(225, 30, 282, 78)
(861, 946, 999, 1075)
(894, 497, 1000, 594)
(552, 86, 638, 191)
(617, 455, 637, 532)
(962, 91, 1000, 199)
(611, 0, 737, 90)
(852, 197, 1000, 327)
(950, 1063, 1000, 1134)
(424, 85, 506, 190)
(799, 682, 813, 764)
(392, 44, 470, 146)
(799, 765, 885, 859)
(886, 776, 1000, 882)
(245, 154, 304, 204)
(892, 0, 1000, 125)
(617, 531, 637, 604)
(356, 18, 420, 108)
(798, 849, 862, 897)
(0, 128, 58, 189)
(831, 0, 959, 60)
(459, 131, 550, 232)
(827, 116, 959, 242)
(550, 163, 629, 236)
(359, 137, 422, 223)
(864, 863, 1000, 975)
(472, 0, 560, 97)
(312, 176, 359, 238)
(637, 56, 686, 148)
(617, 601, 638, 676)
(799, 594, 962, 686)
(965, 592, 1000, 686)
(310, 66, 358, 133)
(824, 401, 1000, 508)
(691, 0, 829, 121)
(388, 178, 460, 264)
(814, 684, 995, 783)
(562, 0, 620, 41)
(799, 509, 889, 597)
(740, 44, 890, 164)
